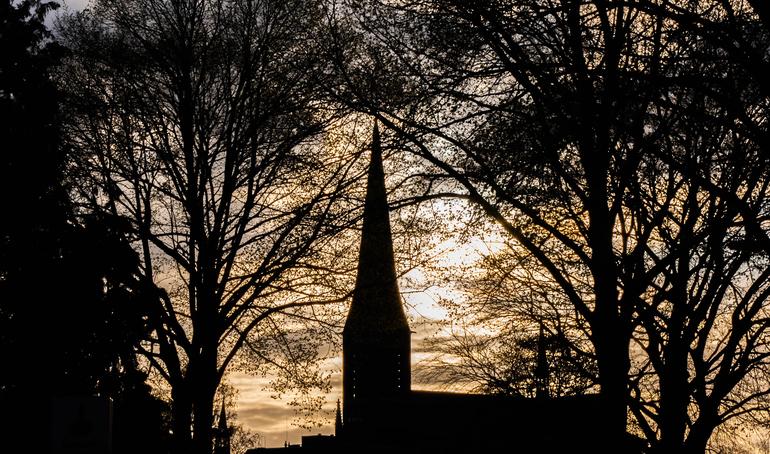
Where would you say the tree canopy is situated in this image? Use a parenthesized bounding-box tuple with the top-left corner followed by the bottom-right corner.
(3, 0, 770, 452)
(328, 0, 770, 451)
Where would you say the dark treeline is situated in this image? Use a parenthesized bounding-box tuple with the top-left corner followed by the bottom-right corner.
(0, 1, 171, 453)
(1, 0, 769, 453)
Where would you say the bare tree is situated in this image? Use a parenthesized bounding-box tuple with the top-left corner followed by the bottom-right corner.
(330, 0, 675, 447)
(420, 327, 598, 398)
(58, 1, 361, 452)
(329, 0, 770, 450)
(614, 2, 770, 451)
(625, 89, 770, 452)
(418, 227, 598, 398)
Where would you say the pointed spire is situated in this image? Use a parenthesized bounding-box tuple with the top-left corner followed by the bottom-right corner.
(219, 399, 227, 429)
(335, 398, 343, 437)
(344, 122, 408, 335)
(215, 400, 231, 454)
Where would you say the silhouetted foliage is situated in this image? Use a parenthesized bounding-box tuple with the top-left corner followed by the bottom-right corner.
(421, 327, 598, 398)
(0, 0, 64, 299)
(58, 1, 358, 452)
(5, 0, 770, 451)
(1, 2, 170, 451)
(330, 0, 770, 451)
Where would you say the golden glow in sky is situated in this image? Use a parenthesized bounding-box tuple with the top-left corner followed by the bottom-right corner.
(232, 284, 462, 447)
(233, 224, 505, 447)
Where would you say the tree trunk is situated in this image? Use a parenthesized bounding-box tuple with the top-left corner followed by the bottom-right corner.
(594, 318, 631, 449)
(586, 153, 630, 449)
(192, 388, 215, 454)
(171, 386, 193, 454)
(656, 292, 691, 452)
(189, 304, 219, 454)
(589, 183, 630, 449)
(683, 408, 719, 454)
(190, 340, 219, 454)
(684, 425, 714, 454)
(654, 355, 690, 453)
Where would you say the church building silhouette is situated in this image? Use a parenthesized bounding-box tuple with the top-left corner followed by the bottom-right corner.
(249, 125, 605, 453)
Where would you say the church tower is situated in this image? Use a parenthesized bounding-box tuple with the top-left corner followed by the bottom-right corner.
(214, 400, 231, 454)
(342, 123, 411, 439)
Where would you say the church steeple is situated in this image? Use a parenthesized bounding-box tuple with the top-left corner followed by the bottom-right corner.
(214, 400, 231, 454)
(344, 122, 408, 334)
(342, 123, 411, 439)
(335, 398, 343, 436)
(218, 400, 228, 431)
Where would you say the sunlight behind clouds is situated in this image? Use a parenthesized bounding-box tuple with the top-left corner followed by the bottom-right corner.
(227, 196, 510, 446)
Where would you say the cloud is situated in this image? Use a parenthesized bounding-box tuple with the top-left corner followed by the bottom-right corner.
(227, 294, 457, 447)
(230, 371, 338, 448)
(238, 404, 293, 429)
(236, 401, 334, 448)
(62, 0, 90, 10)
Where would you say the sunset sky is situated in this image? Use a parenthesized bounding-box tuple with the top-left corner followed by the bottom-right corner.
(12, 0, 768, 452)
(47, 0, 378, 447)
(50, 2, 484, 438)
(232, 316, 444, 447)
(226, 237, 489, 447)
(54, 3, 475, 440)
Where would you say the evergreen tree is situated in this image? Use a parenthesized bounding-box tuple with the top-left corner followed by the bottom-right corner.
(1, 2, 170, 451)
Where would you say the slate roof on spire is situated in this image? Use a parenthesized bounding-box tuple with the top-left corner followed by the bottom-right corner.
(343, 123, 409, 336)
